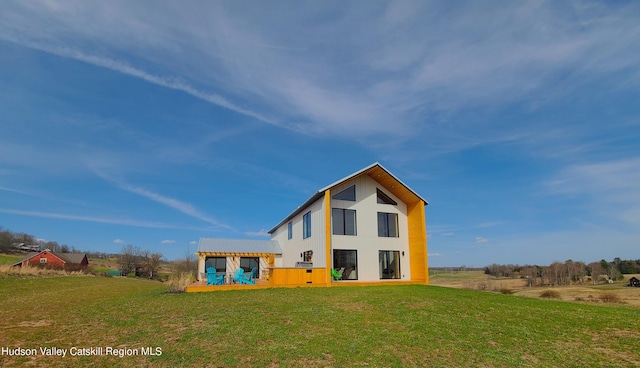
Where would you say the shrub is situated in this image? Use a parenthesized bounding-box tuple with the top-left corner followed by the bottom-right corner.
(167, 272, 195, 293)
(499, 288, 513, 295)
(598, 293, 624, 304)
(539, 290, 561, 299)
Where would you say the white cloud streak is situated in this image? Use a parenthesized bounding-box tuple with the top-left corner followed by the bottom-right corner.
(2, 1, 639, 141)
(161, 239, 176, 244)
(0, 208, 202, 230)
(93, 170, 234, 231)
(245, 229, 270, 237)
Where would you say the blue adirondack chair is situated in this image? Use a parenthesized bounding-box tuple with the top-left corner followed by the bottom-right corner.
(231, 268, 245, 283)
(238, 267, 257, 285)
(206, 267, 224, 285)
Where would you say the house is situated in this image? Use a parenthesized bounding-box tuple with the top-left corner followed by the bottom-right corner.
(629, 277, 640, 287)
(194, 162, 428, 289)
(13, 250, 89, 270)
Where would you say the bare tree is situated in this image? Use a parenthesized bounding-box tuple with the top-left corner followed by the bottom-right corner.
(118, 244, 141, 276)
(140, 250, 163, 279)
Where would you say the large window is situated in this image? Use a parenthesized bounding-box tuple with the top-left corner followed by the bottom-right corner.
(333, 250, 358, 280)
(379, 251, 401, 279)
(205, 257, 226, 273)
(303, 211, 312, 239)
(332, 208, 357, 235)
(378, 212, 399, 237)
(240, 257, 259, 278)
(288, 221, 292, 240)
(332, 185, 356, 201)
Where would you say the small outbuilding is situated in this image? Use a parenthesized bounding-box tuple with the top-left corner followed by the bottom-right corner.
(629, 277, 640, 287)
(13, 250, 89, 271)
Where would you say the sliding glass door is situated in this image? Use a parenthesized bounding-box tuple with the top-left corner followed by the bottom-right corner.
(379, 251, 400, 279)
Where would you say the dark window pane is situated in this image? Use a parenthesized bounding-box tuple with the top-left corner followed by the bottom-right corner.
(379, 251, 400, 279)
(377, 189, 397, 205)
(332, 208, 344, 235)
(345, 209, 356, 235)
(378, 212, 387, 237)
(332, 185, 356, 201)
(303, 211, 311, 239)
(333, 250, 358, 280)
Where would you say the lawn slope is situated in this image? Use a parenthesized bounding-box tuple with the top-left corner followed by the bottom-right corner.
(1, 277, 639, 367)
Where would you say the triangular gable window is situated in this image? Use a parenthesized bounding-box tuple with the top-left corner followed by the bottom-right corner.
(377, 188, 397, 205)
(332, 185, 356, 201)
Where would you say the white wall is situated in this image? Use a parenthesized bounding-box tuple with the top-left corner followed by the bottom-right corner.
(330, 175, 411, 282)
(271, 196, 327, 268)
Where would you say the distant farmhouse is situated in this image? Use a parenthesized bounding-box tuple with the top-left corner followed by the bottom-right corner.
(13, 250, 89, 271)
(629, 277, 640, 288)
(192, 162, 429, 290)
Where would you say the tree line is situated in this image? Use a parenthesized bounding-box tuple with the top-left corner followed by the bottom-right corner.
(484, 258, 640, 287)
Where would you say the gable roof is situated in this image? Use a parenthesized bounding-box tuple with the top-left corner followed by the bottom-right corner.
(197, 238, 283, 254)
(268, 162, 427, 234)
(56, 253, 88, 264)
(13, 251, 88, 266)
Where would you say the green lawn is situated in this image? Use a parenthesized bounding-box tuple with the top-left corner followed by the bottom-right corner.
(0, 253, 22, 265)
(1, 276, 639, 367)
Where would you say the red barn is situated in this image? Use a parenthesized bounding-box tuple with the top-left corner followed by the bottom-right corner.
(13, 251, 89, 270)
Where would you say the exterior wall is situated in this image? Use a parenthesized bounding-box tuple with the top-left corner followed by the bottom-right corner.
(271, 197, 327, 268)
(197, 253, 275, 281)
(269, 268, 327, 286)
(24, 252, 66, 268)
(407, 200, 428, 284)
(330, 175, 412, 282)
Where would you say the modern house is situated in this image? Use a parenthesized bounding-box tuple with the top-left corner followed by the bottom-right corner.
(193, 162, 428, 290)
(13, 250, 89, 270)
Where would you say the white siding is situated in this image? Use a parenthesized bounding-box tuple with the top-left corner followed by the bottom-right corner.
(271, 197, 327, 268)
(330, 175, 411, 282)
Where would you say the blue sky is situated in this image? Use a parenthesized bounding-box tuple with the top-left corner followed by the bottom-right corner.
(1, 1, 639, 266)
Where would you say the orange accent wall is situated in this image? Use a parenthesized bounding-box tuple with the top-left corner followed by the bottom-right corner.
(407, 200, 428, 284)
(324, 190, 332, 285)
(269, 268, 328, 286)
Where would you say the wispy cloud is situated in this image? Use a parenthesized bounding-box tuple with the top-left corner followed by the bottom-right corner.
(0, 208, 203, 230)
(161, 239, 176, 244)
(113, 239, 124, 244)
(475, 237, 488, 244)
(441, 232, 455, 237)
(93, 170, 235, 231)
(547, 157, 640, 225)
(245, 229, 269, 237)
(3, 2, 639, 142)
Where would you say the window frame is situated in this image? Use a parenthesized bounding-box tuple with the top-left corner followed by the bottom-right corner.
(332, 208, 357, 236)
(377, 188, 398, 205)
(205, 257, 227, 274)
(287, 221, 292, 240)
(240, 257, 260, 278)
(333, 249, 358, 280)
(377, 212, 399, 237)
(379, 250, 401, 280)
(303, 211, 312, 239)
(331, 185, 356, 201)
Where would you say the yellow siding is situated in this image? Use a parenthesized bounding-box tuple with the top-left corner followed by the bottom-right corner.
(269, 268, 328, 286)
(324, 190, 332, 285)
(407, 200, 428, 284)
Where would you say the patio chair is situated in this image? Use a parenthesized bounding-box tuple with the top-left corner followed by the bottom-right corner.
(238, 267, 257, 285)
(206, 267, 224, 285)
(231, 268, 245, 283)
(331, 267, 344, 280)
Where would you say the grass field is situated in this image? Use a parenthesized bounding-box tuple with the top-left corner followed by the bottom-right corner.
(2, 276, 639, 367)
(0, 253, 22, 265)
